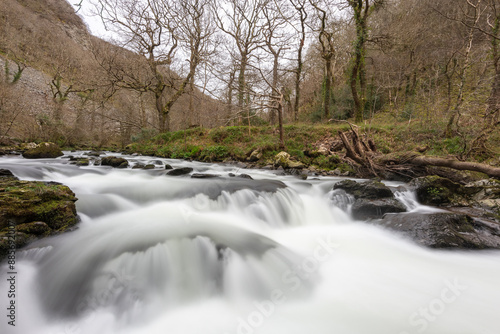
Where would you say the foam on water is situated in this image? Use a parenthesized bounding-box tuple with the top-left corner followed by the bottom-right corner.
(1, 153, 499, 334)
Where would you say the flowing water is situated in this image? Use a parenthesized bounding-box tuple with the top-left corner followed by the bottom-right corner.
(1, 153, 499, 334)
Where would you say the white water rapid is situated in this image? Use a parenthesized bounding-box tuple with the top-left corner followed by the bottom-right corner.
(1, 153, 499, 334)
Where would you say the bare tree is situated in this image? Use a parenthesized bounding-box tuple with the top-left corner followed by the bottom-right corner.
(262, 0, 292, 124)
(214, 0, 267, 124)
(94, 0, 214, 132)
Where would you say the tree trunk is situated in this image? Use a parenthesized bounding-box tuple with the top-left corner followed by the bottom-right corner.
(271, 53, 279, 125)
(238, 54, 247, 125)
(324, 57, 332, 120)
(294, 15, 305, 123)
(227, 69, 235, 126)
(278, 91, 285, 149)
(338, 127, 500, 179)
(407, 156, 500, 178)
(486, 58, 500, 125)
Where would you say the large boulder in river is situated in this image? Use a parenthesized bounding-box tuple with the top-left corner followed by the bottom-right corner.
(0, 172, 78, 260)
(378, 212, 500, 249)
(167, 167, 193, 176)
(351, 198, 406, 220)
(334, 179, 393, 199)
(409, 175, 468, 206)
(23, 142, 63, 159)
(101, 156, 129, 168)
(333, 179, 406, 220)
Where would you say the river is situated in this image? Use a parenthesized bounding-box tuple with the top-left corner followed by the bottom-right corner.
(1, 153, 499, 334)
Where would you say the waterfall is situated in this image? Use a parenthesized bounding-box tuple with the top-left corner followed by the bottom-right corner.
(1, 153, 499, 334)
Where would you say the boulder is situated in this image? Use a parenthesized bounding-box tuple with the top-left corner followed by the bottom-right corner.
(238, 173, 253, 180)
(191, 173, 220, 179)
(167, 167, 193, 176)
(378, 212, 500, 249)
(248, 149, 263, 162)
(101, 156, 129, 168)
(274, 151, 305, 169)
(334, 179, 394, 200)
(87, 151, 103, 157)
(23, 142, 63, 159)
(0, 169, 16, 178)
(132, 163, 145, 169)
(143, 164, 155, 170)
(0, 176, 78, 259)
(334, 179, 406, 219)
(409, 175, 470, 206)
(75, 158, 89, 166)
(164, 164, 173, 170)
(352, 198, 406, 220)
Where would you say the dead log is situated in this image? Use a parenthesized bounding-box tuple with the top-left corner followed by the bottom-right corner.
(407, 156, 500, 178)
(338, 128, 500, 179)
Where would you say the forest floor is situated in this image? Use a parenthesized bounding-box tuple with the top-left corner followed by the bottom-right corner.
(123, 114, 500, 179)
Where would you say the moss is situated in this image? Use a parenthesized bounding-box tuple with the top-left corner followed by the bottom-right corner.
(0, 177, 78, 260)
(23, 142, 63, 159)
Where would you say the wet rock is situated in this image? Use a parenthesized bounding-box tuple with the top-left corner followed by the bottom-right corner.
(87, 151, 103, 157)
(334, 179, 394, 200)
(143, 164, 155, 170)
(378, 212, 500, 249)
(352, 198, 406, 220)
(167, 167, 193, 176)
(238, 174, 253, 180)
(101, 156, 129, 168)
(334, 179, 406, 219)
(0, 177, 78, 259)
(409, 175, 466, 206)
(164, 164, 173, 170)
(75, 158, 89, 166)
(0, 169, 16, 178)
(132, 163, 145, 169)
(228, 173, 236, 177)
(23, 142, 63, 159)
(149, 160, 164, 165)
(191, 173, 220, 179)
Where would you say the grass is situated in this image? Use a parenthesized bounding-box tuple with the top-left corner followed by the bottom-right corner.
(124, 110, 499, 172)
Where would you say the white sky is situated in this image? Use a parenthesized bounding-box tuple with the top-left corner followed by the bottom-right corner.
(66, 0, 114, 39)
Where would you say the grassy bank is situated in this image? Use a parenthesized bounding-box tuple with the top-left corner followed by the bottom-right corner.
(125, 116, 500, 172)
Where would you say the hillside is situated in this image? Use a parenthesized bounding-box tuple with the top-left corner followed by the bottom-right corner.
(0, 0, 223, 146)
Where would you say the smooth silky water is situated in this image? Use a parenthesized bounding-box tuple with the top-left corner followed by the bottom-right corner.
(1, 153, 499, 334)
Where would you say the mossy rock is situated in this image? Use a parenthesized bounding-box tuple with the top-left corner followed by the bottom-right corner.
(274, 151, 305, 169)
(101, 156, 129, 168)
(0, 176, 78, 259)
(23, 142, 63, 159)
(75, 158, 90, 166)
(16, 221, 51, 235)
(409, 175, 468, 206)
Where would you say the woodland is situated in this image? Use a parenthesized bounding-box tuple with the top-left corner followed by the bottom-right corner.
(0, 0, 499, 177)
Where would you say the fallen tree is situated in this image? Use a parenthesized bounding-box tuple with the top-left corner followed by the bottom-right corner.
(336, 123, 500, 179)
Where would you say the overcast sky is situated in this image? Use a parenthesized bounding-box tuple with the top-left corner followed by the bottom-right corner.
(67, 0, 113, 39)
